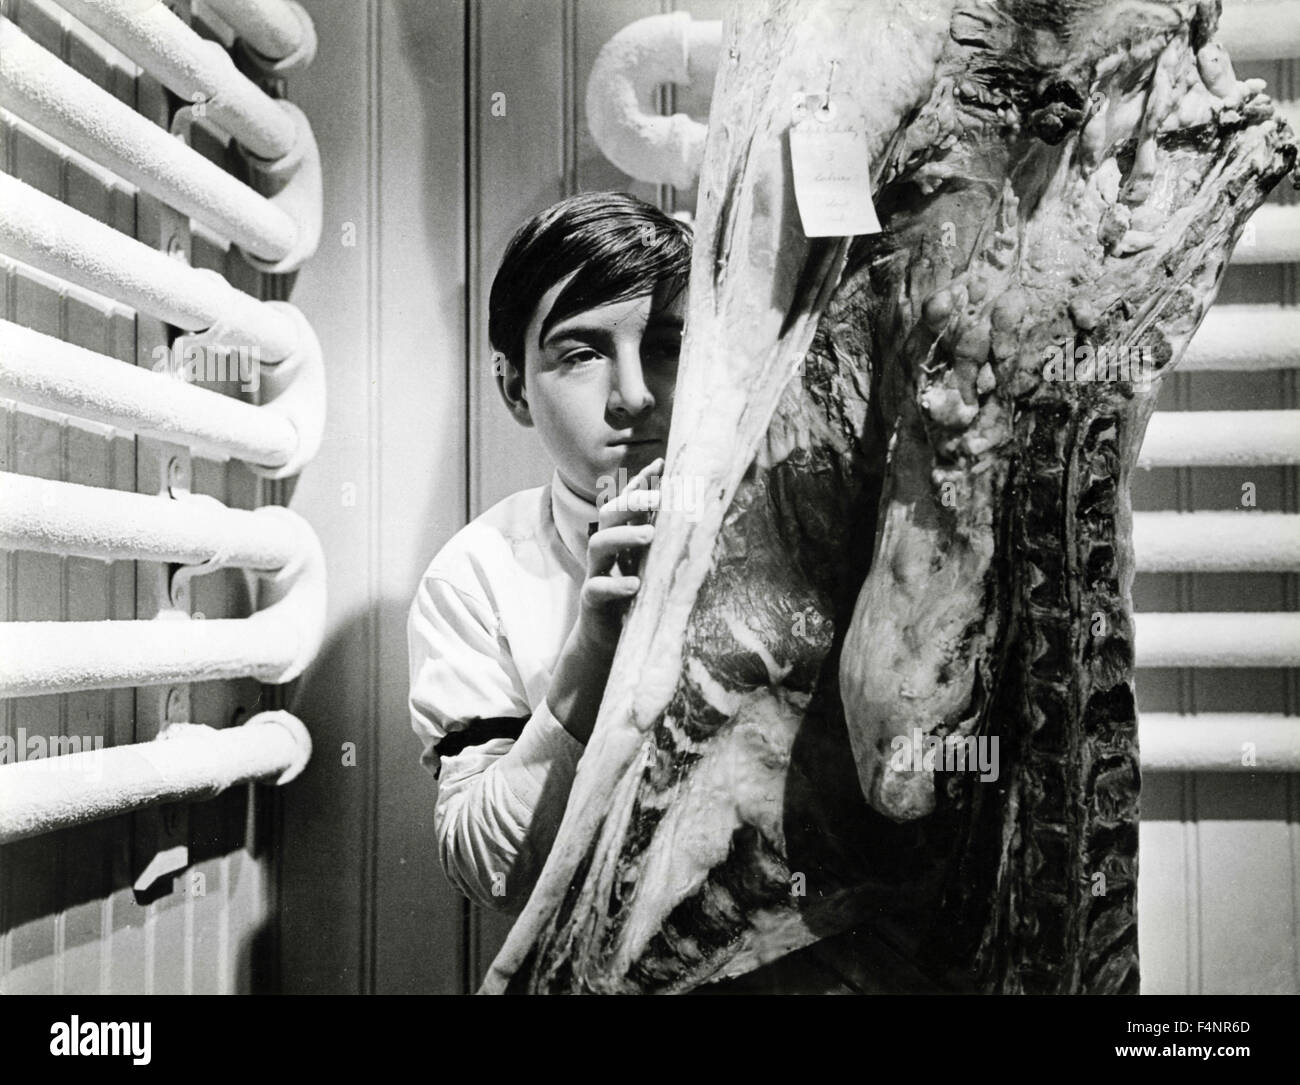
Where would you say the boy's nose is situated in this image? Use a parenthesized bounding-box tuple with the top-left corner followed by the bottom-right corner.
(607, 351, 654, 419)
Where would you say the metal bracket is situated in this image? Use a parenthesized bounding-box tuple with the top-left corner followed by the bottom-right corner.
(131, 449, 195, 900)
(132, 684, 193, 900)
(131, 71, 196, 900)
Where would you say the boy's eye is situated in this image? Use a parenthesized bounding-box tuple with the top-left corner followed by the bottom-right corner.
(560, 347, 602, 365)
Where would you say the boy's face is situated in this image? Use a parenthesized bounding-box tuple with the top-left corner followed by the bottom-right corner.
(502, 274, 684, 503)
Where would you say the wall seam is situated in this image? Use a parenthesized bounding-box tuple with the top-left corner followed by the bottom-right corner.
(362, 0, 384, 997)
(562, 0, 577, 196)
(462, 0, 480, 994)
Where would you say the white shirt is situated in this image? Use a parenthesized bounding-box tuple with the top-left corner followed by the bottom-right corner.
(406, 469, 597, 913)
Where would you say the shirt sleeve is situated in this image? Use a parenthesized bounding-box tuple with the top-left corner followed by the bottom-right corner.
(407, 572, 586, 913)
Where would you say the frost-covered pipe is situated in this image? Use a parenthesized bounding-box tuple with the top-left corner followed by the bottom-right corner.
(586, 12, 721, 188)
(1218, 1, 1300, 62)
(0, 17, 298, 262)
(54, 0, 298, 160)
(1279, 99, 1300, 140)
(0, 319, 299, 469)
(0, 618, 292, 696)
(235, 99, 322, 274)
(1140, 713, 1300, 772)
(243, 301, 325, 479)
(1135, 613, 1300, 668)
(1133, 512, 1300, 572)
(0, 506, 325, 697)
(1183, 305, 1300, 370)
(1229, 205, 1300, 264)
(0, 309, 323, 480)
(0, 171, 298, 360)
(0, 473, 304, 571)
(1138, 410, 1300, 468)
(203, 0, 316, 67)
(0, 711, 312, 845)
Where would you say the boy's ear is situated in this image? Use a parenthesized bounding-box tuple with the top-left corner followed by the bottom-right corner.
(493, 351, 533, 427)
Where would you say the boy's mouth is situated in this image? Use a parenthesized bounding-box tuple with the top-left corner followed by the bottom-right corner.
(607, 435, 665, 447)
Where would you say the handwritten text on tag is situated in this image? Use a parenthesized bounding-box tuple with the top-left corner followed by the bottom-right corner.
(789, 126, 882, 238)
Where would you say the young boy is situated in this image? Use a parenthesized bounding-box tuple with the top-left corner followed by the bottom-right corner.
(407, 192, 691, 914)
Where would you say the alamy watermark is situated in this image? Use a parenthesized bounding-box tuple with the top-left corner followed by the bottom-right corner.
(889, 727, 1000, 782)
(596, 467, 705, 523)
(150, 341, 261, 394)
(49, 1016, 151, 1065)
(1042, 336, 1156, 383)
(0, 728, 105, 781)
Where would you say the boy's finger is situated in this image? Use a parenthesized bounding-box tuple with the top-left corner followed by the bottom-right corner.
(583, 575, 640, 607)
(621, 456, 665, 493)
(596, 488, 660, 529)
(595, 457, 662, 512)
(587, 523, 654, 575)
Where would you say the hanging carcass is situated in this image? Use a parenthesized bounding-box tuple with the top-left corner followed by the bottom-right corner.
(483, 0, 1298, 994)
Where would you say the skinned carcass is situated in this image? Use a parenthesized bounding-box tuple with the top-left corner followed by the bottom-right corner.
(483, 0, 1297, 994)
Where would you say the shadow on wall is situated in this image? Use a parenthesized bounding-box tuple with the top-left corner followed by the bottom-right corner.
(276, 607, 377, 995)
(272, 0, 474, 998)
(0, 785, 272, 994)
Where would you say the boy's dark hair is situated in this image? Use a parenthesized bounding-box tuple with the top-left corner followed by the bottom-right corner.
(488, 191, 692, 372)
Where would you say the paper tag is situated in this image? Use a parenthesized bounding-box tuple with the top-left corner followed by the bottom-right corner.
(789, 124, 882, 238)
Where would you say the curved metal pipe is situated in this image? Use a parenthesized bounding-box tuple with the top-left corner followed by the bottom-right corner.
(204, 0, 316, 68)
(0, 473, 303, 570)
(585, 12, 721, 188)
(0, 711, 312, 845)
(0, 318, 299, 469)
(0, 507, 326, 697)
(0, 171, 299, 360)
(53, 0, 298, 159)
(3, 14, 321, 272)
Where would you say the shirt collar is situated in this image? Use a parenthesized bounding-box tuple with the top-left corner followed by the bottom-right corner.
(549, 468, 599, 572)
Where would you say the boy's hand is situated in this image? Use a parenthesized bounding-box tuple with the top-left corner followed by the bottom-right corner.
(548, 457, 662, 744)
(575, 456, 662, 653)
